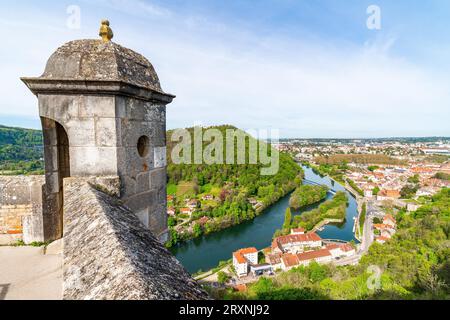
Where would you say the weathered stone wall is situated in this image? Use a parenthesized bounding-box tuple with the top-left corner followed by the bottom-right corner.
(116, 96, 168, 241)
(63, 177, 208, 300)
(0, 176, 45, 244)
(37, 93, 168, 242)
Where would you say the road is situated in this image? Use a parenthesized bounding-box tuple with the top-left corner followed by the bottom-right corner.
(359, 200, 384, 254)
(333, 253, 362, 266)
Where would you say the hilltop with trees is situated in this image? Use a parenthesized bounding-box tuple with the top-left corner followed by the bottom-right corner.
(0, 125, 44, 175)
(165, 125, 304, 246)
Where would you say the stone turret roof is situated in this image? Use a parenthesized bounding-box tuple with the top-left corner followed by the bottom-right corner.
(41, 39, 163, 93)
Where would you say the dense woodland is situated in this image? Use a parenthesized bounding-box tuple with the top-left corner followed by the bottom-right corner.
(0, 125, 44, 175)
(167, 125, 303, 199)
(289, 184, 328, 210)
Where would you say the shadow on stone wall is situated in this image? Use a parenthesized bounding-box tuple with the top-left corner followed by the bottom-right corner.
(0, 284, 10, 300)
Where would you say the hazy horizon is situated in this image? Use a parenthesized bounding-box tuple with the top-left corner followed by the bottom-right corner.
(2, 120, 449, 141)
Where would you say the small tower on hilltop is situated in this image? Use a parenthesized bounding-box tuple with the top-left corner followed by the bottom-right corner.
(21, 21, 174, 242)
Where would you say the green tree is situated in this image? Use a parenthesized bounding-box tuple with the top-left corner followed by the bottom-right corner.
(283, 207, 292, 230)
(168, 216, 177, 227)
(193, 223, 203, 237)
(217, 271, 230, 284)
(372, 186, 380, 196)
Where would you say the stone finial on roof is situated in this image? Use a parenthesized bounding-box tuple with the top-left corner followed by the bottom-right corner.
(99, 19, 113, 43)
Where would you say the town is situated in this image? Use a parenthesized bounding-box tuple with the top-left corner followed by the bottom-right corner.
(194, 138, 449, 291)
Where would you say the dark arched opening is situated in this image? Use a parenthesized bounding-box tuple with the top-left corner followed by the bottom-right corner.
(41, 117, 70, 241)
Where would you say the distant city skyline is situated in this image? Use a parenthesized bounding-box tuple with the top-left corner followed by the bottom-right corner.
(1, 0, 449, 138)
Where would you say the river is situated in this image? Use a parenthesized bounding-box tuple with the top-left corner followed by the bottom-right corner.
(170, 165, 359, 274)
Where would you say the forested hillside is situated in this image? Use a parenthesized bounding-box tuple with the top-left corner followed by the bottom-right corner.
(0, 125, 44, 175)
(165, 125, 303, 245)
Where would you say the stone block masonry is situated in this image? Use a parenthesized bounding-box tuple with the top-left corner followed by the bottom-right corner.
(22, 39, 175, 242)
(63, 177, 208, 300)
(63, 178, 208, 300)
(0, 176, 45, 244)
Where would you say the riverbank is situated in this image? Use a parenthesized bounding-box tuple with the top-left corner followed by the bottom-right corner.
(312, 167, 364, 241)
(166, 181, 299, 248)
(311, 218, 345, 233)
(171, 165, 359, 274)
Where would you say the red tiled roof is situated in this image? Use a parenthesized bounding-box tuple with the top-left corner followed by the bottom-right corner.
(233, 252, 246, 264)
(237, 247, 258, 255)
(384, 214, 396, 223)
(374, 223, 395, 230)
(267, 253, 282, 265)
(296, 248, 331, 262)
(197, 216, 209, 225)
(281, 253, 299, 267)
(340, 244, 354, 252)
(379, 189, 401, 198)
(274, 232, 322, 246)
(234, 284, 247, 292)
(233, 247, 257, 264)
(326, 244, 340, 250)
(376, 236, 389, 243)
(292, 227, 305, 233)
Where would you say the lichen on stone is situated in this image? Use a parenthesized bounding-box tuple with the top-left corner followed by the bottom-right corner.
(63, 178, 209, 300)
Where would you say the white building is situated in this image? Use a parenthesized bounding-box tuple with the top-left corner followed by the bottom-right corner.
(326, 243, 356, 258)
(407, 203, 421, 212)
(233, 247, 258, 277)
(272, 231, 322, 254)
(280, 248, 333, 271)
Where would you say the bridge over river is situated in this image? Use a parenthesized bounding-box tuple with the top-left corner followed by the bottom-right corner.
(171, 165, 359, 274)
(304, 178, 337, 195)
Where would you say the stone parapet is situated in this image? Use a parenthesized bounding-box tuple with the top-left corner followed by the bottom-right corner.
(63, 177, 208, 300)
(0, 176, 45, 244)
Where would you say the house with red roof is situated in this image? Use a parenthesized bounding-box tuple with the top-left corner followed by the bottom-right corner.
(373, 223, 395, 239)
(377, 189, 401, 201)
(265, 252, 283, 270)
(197, 216, 210, 226)
(280, 248, 333, 271)
(180, 207, 193, 216)
(326, 243, 356, 258)
(272, 231, 322, 254)
(383, 214, 396, 228)
(375, 236, 390, 244)
(291, 227, 305, 235)
(167, 207, 175, 216)
(233, 247, 258, 277)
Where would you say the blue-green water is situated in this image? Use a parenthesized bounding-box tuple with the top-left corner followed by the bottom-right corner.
(170, 165, 358, 273)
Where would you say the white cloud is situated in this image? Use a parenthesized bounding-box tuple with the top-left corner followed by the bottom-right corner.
(92, 0, 172, 17)
(0, 1, 449, 138)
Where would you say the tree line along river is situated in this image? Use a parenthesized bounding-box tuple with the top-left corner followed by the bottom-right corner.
(170, 165, 359, 274)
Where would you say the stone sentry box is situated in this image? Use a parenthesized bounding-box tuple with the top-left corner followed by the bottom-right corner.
(21, 39, 174, 243)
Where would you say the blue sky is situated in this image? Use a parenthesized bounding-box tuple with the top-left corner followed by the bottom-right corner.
(0, 0, 449, 138)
